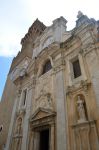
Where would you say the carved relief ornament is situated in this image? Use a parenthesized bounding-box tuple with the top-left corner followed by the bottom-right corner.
(66, 80, 91, 95)
(34, 90, 53, 111)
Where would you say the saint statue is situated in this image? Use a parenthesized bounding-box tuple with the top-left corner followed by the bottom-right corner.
(15, 118, 22, 135)
(77, 96, 87, 123)
(11, 118, 22, 150)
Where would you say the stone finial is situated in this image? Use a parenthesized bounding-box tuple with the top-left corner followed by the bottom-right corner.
(77, 11, 83, 19)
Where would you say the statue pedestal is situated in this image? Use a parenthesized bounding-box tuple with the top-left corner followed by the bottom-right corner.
(72, 120, 99, 150)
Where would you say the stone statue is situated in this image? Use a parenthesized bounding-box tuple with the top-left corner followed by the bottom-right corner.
(11, 118, 22, 150)
(77, 11, 83, 19)
(47, 93, 53, 107)
(77, 96, 86, 123)
(15, 118, 22, 135)
(23, 60, 29, 69)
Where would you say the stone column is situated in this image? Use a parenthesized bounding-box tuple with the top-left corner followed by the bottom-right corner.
(33, 132, 40, 150)
(54, 57, 67, 150)
(29, 132, 34, 150)
(5, 90, 20, 150)
(50, 124, 55, 150)
(85, 49, 99, 110)
(21, 83, 34, 150)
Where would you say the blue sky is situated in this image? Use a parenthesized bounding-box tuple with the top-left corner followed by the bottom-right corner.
(0, 0, 99, 99)
(0, 57, 13, 99)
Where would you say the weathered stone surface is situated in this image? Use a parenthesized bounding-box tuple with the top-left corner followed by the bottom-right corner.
(1, 12, 99, 150)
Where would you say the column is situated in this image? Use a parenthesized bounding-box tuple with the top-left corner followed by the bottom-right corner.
(29, 132, 34, 150)
(21, 84, 33, 150)
(54, 58, 67, 150)
(33, 132, 40, 150)
(50, 124, 55, 150)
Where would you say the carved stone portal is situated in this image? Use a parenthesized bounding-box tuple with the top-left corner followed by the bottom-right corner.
(29, 108, 56, 150)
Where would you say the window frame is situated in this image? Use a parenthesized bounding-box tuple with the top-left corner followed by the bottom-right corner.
(72, 59, 82, 78)
(41, 59, 52, 75)
(70, 56, 82, 82)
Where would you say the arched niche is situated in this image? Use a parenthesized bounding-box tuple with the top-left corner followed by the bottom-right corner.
(14, 117, 23, 135)
(74, 94, 88, 123)
(37, 58, 52, 77)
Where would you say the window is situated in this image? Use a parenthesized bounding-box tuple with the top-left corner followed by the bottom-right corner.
(42, 60, 52, 74)
(72, 59, 81, 78)
(22, 89, 27, 106)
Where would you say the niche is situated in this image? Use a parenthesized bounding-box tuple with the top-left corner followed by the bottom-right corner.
(75, 94, 88, 123)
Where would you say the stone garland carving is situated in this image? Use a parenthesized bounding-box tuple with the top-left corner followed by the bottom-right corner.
(77, 96, 87, 123)
(66, 80, 91, 95)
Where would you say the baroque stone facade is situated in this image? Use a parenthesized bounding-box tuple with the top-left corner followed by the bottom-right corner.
(1, 11, 99, 150)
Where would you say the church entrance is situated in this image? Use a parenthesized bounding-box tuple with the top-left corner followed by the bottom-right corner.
(39, 129, 49, 150)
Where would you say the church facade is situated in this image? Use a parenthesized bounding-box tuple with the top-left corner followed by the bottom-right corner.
(1, 12, 99, 150)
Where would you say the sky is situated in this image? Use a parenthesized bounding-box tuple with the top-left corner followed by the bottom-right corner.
(0, 0, 99, 99)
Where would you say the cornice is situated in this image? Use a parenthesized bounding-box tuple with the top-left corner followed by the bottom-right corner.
(66, 80, 91, 96)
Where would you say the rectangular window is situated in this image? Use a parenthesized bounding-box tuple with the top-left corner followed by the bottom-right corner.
(22, 89, 27, 106)
(72, 59, 81, 78)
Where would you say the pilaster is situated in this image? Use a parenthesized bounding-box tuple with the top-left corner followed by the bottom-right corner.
(50, 124, 55, 150)
(21, 77, 36, 150)
(53, 55, 68, 150)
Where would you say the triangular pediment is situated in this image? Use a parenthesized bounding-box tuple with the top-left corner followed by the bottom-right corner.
(30, 107, 55, 122)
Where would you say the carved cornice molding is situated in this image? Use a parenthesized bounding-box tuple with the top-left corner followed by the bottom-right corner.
(66, 80, 91, 95)
(53, 56, 65, 74)
(30, 107, 56, 129)
(79, 43, 96, 56)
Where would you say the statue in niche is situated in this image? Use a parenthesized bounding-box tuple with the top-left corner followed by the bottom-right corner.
(77, 96, 87, 123)
(11, 118, 22, 150)
(47, 93, 53, 107)
(23, 59, 29, 69)
(15, 118, 22, 135)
